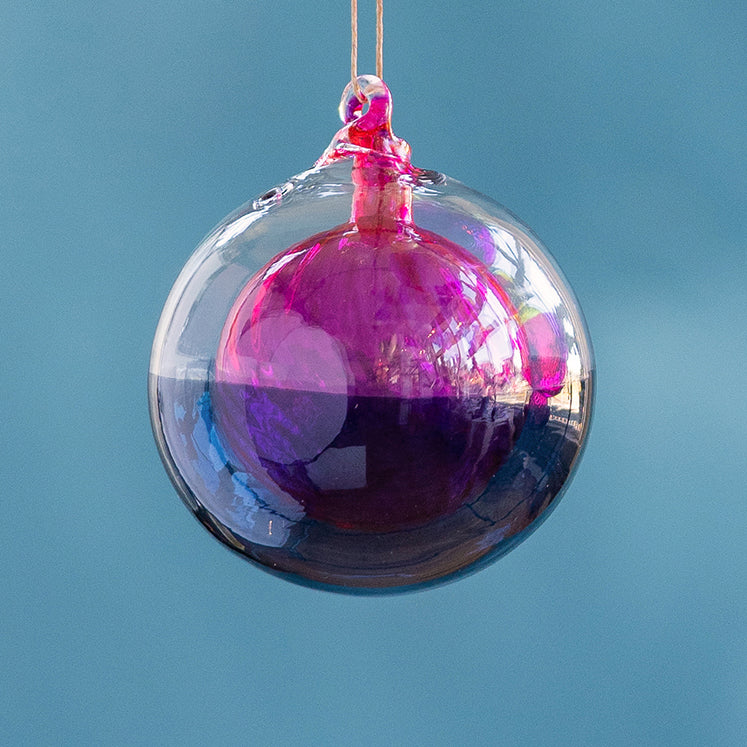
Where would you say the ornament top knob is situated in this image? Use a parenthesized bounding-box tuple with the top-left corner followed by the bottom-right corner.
(317, 75, 411, 172)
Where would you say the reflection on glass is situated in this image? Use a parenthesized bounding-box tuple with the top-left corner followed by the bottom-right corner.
(149, 76, 594, 592)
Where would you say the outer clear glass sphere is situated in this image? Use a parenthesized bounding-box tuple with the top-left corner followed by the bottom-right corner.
(149, 77, 594, 593)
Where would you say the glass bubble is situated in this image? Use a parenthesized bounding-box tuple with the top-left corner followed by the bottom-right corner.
(149, 76, 594, 593)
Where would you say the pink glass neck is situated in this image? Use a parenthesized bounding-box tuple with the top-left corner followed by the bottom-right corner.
(316, 75, 414, 230)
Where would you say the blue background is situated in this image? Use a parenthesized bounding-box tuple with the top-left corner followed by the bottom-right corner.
(2, 1, 745, 744)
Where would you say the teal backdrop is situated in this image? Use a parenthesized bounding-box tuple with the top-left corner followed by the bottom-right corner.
(2, 1, 745, 744)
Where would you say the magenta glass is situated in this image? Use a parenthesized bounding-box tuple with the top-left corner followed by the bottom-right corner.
(149, 76, 594, 593)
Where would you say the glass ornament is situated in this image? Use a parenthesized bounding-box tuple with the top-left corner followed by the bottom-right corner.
(149, 76, 594, 593)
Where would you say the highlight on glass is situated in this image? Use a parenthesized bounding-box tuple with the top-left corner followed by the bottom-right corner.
(149, 76, 594, 593)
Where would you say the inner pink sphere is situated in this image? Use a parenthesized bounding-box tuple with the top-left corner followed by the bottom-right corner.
(212, 221, 530, 531)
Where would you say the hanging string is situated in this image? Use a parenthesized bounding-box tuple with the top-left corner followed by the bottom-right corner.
(376, 0, 383, 81)
(351, 0, 384, 100)
(351, 0, 360, 98)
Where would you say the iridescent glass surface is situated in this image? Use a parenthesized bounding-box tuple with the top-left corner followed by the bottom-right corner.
(149, 76, 594, 592)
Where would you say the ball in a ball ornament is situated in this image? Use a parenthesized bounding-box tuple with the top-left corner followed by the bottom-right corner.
(149, 76, 594, 593)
